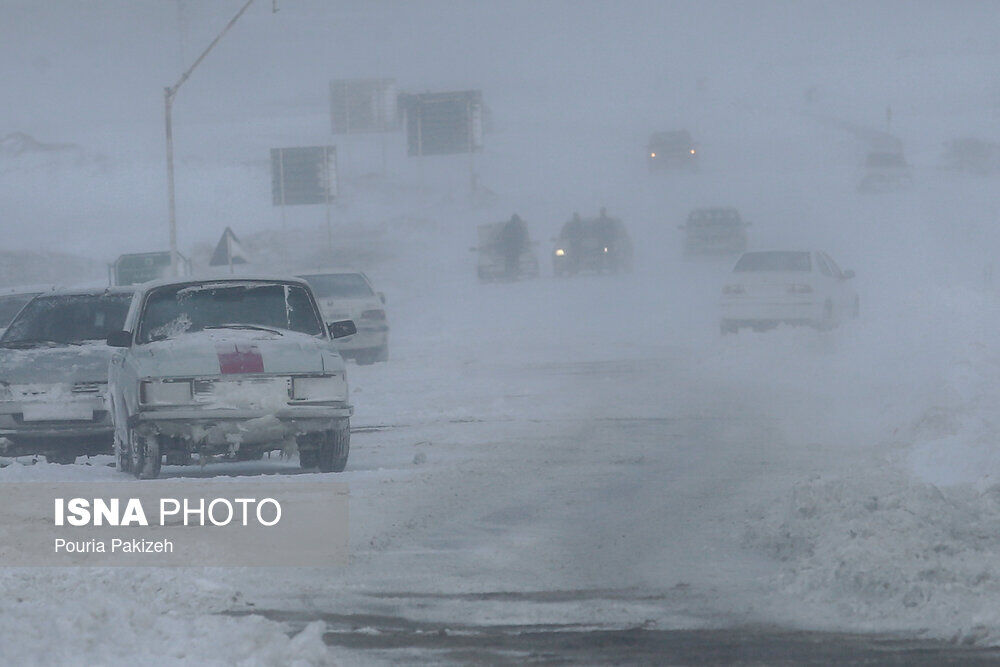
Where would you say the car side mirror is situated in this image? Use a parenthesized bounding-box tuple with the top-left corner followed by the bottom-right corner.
(378, 292, 386, 304)
(106, 330, 132, 348)
(842, 269, 855, 279)
(328, 320, 357, 339)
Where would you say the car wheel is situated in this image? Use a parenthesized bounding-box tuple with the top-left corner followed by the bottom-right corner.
(130, 431, 161, 480)
(356, 349, 377, 366)
(299, 449, 319, 469)
(317, 427, 350, 473)
(47, 452, 77, 465)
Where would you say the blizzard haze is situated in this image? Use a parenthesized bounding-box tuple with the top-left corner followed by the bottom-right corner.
(4, 1, 1000, 664)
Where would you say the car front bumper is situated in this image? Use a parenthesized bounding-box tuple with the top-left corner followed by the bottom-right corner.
(0, 397, 114, 454)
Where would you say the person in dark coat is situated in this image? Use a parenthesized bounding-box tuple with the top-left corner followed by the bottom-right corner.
(498, 214, 529, 278)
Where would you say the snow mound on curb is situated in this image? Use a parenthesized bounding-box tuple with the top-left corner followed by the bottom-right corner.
(0, 570, 332, 665)
(745, 472, 1000, 643)
(908, 340, 1000, 489)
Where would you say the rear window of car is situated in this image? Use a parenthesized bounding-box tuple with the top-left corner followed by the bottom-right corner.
(734, 251, 811, 272)
(1, 292, 132, 345)
(138, 282, 324, 343)
(299, 273, 373, 299)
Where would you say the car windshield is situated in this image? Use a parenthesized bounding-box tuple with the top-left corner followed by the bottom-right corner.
(138, 282, 324, 343)
(1, 293, 132, 345)
(0, 292, 40, 327)
(299, 273, 373, 299)
(734, 251, 811, 272)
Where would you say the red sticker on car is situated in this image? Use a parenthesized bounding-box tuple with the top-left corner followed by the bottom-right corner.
(217, 344, 264, 374)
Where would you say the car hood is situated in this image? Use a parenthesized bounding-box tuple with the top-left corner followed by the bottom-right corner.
(128, 329, 344, 379)
(0, 341, 116, 384)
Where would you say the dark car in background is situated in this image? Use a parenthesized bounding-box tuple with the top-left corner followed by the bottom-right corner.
(680, 207, 749, 257)
(648, 130, 698, 171)
(553, 212, 633, 276)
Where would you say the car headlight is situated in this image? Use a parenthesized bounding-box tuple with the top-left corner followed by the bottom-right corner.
(555, 248, 565, 257)
(292, 374, 346, 402)
(140, 380, 193, 406)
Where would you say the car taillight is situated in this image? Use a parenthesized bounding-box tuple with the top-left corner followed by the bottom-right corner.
(787, 284, 813, 294)
(722, 284, 745, 295)
(361, 309, 386, 321)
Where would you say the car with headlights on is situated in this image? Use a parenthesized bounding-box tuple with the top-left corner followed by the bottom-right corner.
(647, 130, 698, 172)
(553, 211, 633, 276)
(720, 250, 858, 334)
(297, 269, 389, 365)
(106, 276, 356, 479)
(0, 287, 134, 463)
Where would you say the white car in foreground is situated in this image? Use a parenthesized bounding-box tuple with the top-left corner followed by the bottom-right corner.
(720, 250, 858, 334)
(106, 276, 356, 479)
(297, 269, 388, 365)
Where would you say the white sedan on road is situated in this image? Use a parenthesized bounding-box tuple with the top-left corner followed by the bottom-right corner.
(720, 250, 858, 334)
(297, 269, 388, 365)
(106, 276, 356, 478)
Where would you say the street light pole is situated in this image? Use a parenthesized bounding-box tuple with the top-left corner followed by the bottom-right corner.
(165, 0, 257, 276)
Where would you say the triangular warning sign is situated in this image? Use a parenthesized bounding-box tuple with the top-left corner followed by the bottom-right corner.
(209, 227, 250, 267)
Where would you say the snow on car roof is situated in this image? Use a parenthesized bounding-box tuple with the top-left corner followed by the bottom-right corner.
(295, 268, 364, 277)
(135, 274, 311, 293)
(42, 285, 136, 297)
(0, 284, 59, 296)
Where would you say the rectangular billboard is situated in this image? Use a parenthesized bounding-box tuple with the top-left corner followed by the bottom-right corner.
(400, 90, 483, 157)
(329, 78, 397, 134)
(270, 146, 337, 206)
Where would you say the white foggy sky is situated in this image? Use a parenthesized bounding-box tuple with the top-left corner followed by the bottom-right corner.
(2, 1, 998, 137)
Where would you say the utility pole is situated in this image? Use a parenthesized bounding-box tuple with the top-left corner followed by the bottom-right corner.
(164, 0, 257, 276)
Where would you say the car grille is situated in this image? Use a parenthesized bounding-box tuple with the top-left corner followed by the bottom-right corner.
(71, 382, 104, 394)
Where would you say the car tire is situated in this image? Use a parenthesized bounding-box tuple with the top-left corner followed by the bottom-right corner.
(130, 430, 161, 480)
(47, 452, 77, 465)
(318, 427, 350, 473)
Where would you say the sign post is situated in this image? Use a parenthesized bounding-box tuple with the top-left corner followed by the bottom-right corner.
(399, 90, 483, 192)
(270, 146, 338, 251)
